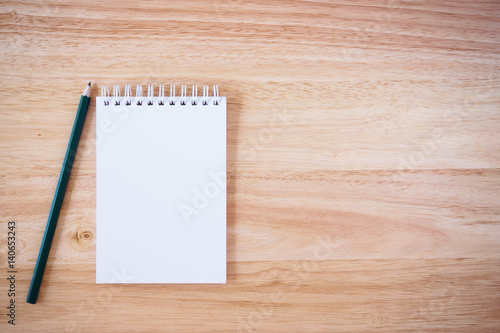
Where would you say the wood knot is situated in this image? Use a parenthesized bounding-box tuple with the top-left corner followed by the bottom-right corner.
(81, 231, 92, 240)
(72, 226, 94, 251)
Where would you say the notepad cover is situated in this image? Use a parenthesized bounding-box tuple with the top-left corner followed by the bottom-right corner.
(96, 97, 226, 283)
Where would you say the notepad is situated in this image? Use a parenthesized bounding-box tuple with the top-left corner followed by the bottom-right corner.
(96, 84, 226, 283)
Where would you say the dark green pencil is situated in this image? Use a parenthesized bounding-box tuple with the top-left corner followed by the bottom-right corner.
(27, 83, 91, 304)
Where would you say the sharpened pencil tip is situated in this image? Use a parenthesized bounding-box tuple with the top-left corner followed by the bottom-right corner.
(83, 83, 91, 97)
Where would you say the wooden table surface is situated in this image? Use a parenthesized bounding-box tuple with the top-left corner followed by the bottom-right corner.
(1, 0, 500, 332)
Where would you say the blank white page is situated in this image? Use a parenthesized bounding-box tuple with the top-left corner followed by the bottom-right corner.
(96, 95, 226, 283)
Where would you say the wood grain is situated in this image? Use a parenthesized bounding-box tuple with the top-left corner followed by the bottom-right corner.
(1, 0, 500, 331)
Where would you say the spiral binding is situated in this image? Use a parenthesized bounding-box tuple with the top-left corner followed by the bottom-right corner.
(101, 85, 221, 106)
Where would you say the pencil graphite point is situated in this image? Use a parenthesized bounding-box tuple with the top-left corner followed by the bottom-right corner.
(83, 83, 91, 98)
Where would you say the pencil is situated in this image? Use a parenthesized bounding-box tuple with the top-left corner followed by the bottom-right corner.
(27, 83, 92, 304)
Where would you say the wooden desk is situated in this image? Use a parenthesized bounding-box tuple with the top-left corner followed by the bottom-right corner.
(1, 0, 499, 331)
